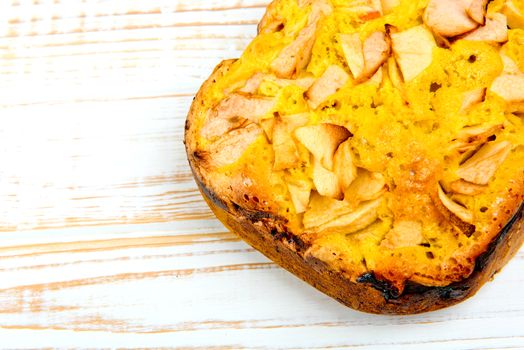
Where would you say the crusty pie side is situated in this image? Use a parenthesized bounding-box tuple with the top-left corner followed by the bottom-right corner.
(185, 0, 524, 314)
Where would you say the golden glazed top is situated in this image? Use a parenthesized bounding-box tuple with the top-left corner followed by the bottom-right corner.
(188, 0, 524, 290)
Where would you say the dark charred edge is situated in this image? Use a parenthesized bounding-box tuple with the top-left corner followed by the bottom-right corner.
(357, 274, 472, 303)
(357, 203, 523, 303)
(404, 281, 470, 300)
(188, 164, 229, 213)
(189, 159, 286, 226)
(232, 203, 280, 223)
(357, 273, 400, 301)
(271, 229, 309, 254)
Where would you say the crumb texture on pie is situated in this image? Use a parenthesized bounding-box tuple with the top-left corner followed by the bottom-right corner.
(186, 0, 524, 292)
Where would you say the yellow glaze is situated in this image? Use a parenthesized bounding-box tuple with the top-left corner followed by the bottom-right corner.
(196, 0, 524, 287)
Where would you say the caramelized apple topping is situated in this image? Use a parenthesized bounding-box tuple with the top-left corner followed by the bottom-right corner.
(287, 179, 312, 214)
(460, 88, 486, 113)
(204, 124, 262, 168)
(462, 13, 508, 44)
(344, 168, 387, 207)
(272, 114, 310, 170)
(386, 57, 408, 101)
(198, 0, 521, 251)
(424, 0, 482, 38)
(313, 159, 344, 199)
(239, 73, 316, 94)
(450, 124, 504, 153)
(294, 123, 352, 170)
(450, 179, 487, 195)
(201, 94, 275, 139)
(304, 194, 382, 234)
(271, 0, 332, 78)
(340, 33, 365, 80)
(306, 65, 350, 108)
(391, 25, 436, 82)
(340, 31, 390, 82)
(466, 0, 489, 25)
(456, 141, 512, 185)
(491, 54, 524, 106)
(435, 183, 476, 237)
(260, 118, 276, 142)
(333, 140, 358, 191)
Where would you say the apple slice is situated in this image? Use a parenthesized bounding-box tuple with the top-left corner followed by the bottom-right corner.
(491, 54, 524, 110)
(295, 123, 352, 170)
(387, 57, 408, 101)
(456, 141, 512, 185)
(466, 0, 489, 25)
(287, 179, 312, 214)
(460, 88, 486, 113)
(271, 21, 318, 78)
(272, 114, 310, 170)
(362, 31, 391, 80)
(307, 65, 350, 108)
(341, 31, 390, 82)
(333, 140, 358, 190)
(500, 53, 523, 75)
(271, 0, 332, 78)
(201, 94, 275, 139)
(260, 118, 276, 142)
(434, 183, 476, 236)
(503, 0, 524, 29)
(237, 73, 265, 94)
(340, 33, 365, 80)
(299, 0, 334, 19)
(273, 121, 301, 171)
(317, 197, 382, 234)
(450, 123, 504, 153)
(313, 160, 343, 200)
(239, 73, 316, 94)
(391, 25, 436, 82)
(491, 55, 524, 104)
(424, 0, 480, 37)
(437, 183, 474, 224)
(368, 66, 384, 85)
(204, 124, 262, 168)
(304, 194, 382, 234)
(344, 168, 386, 207)
(303, 192, 355, 228)
(462, 13, 508, 44)
(450, 179, 486, 195)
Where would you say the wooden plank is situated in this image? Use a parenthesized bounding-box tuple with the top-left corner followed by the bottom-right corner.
(0, 0, 523, 348)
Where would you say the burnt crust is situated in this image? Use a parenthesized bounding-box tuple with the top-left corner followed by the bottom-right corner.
(194, 169, 523, 314)
(185, 60, 524, 314)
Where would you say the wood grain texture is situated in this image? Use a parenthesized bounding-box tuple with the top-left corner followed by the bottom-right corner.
(0, 0, 523, 348)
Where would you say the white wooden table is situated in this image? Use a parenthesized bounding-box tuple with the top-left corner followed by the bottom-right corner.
(0, 0, 523, 348)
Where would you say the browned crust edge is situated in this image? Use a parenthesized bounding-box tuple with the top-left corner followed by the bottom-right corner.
(184, 59, 524, 315)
